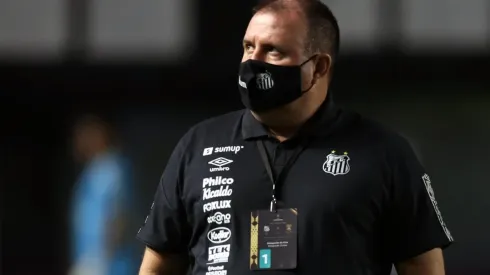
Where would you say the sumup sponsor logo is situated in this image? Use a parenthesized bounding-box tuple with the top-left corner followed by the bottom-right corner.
(203, 146, 244, 156)
(207, 227, 232, 244)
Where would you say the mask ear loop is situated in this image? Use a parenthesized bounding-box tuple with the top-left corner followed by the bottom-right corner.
(301, 82, 315, 94)
(300, 54, 318, 67)
(300, 54, 319, 93)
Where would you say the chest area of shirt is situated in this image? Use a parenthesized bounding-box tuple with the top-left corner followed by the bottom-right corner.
(183, 142, 388, 220)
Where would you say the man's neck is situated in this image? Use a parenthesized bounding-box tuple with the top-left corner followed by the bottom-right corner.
(253, 99, 325, 142)
(268, 126, 300, 142)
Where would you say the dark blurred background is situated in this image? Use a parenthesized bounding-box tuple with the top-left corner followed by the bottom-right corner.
(2, 0, 489, 274)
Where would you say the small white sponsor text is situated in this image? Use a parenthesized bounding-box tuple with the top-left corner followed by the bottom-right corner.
(207, 227, 231, 244)
(207, 212, 231, 225)
(208, 245, 230, 264)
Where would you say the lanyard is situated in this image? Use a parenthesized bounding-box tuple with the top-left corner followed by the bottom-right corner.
(256, 139, 310, 212)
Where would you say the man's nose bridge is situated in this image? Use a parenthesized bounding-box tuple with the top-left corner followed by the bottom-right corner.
(250, 46, 265, 61)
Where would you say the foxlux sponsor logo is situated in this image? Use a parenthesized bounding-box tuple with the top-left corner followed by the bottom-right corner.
(206, 265, 227, 275)
(207, 227, 231, 244)
(208, 212, 231, 225)
(208, 244, 230, 265)
(208, 157, 233, 172)
(203, 200, 231, 213)
(203, 146, 244, 156)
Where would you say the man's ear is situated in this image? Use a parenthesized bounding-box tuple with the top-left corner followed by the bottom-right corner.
(314, 54, 332, 79)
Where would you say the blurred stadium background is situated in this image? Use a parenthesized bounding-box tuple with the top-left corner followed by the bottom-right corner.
(2, 0, 489, 274)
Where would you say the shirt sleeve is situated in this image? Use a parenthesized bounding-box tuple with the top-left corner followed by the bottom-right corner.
(384, 137, 454, 263)
(136, 136, 191, 254)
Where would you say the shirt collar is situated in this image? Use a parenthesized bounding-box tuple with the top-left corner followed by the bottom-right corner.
(241, 96, 340, 141)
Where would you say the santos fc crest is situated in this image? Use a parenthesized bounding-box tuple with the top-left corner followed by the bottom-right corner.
(322, 151, 350, 176)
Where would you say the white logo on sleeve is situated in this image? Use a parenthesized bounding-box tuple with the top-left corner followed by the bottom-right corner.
(422, 174, 453, 241)
(323, 150, 350, 176)
(206, 265, 227, 275)
(207, 227, 231, 244)
(209, 157, 233, 172)
(208, 212, 231, 225)
(208, 244, 230, 264)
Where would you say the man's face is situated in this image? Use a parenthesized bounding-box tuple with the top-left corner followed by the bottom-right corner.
(242, 10, 308, 65)
(241, 9, 316, 96)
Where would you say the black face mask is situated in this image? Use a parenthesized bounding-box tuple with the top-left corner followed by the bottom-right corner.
(238, 55, 317, 112)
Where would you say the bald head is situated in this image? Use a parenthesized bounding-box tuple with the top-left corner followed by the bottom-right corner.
(252, 0, 340, 61)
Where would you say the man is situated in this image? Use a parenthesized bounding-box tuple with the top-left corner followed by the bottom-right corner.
(137, 0, 453, 274)
(70, 115, 138, 275)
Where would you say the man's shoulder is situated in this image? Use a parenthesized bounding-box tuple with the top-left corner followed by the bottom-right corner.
(191, 109, 246, 132)
(178, 109, 246, 146)
(339, 109, 411, 149)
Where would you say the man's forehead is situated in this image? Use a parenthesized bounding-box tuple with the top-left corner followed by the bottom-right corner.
(244, 10, 306, 43)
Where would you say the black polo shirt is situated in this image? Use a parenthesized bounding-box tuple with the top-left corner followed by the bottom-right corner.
(137, 99, 453, 275)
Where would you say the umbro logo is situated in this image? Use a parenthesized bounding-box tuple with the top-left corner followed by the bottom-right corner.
(209, 157, 233, 172)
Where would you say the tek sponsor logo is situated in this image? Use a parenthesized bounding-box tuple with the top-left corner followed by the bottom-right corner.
(208, 245, 230, 265)
(206, 265, 227, 275)
(208, 157, 233, 172)
(207, 227, 231, 244)
(208, 212, 231, 225)
(203, 146, 244, 156)
(203, 200, 231, 213)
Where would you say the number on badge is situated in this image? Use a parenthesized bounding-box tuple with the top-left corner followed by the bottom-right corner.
(259, 249, 271, 269)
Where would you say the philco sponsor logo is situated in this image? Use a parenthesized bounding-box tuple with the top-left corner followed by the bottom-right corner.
(203, 200, 231, 213)
(208, 244, 230, 264)
(203, 146, 244, 156)
(202, 177, 234, 188)
(207, 227, 231, 244)
(208, 157, 233, 172)
(206, 265, 227, 275)
(207, 212, 231, 225)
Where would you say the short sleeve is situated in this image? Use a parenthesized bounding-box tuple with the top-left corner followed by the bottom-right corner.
(384, 137, 453, 263)
(136, 136, 191, 254)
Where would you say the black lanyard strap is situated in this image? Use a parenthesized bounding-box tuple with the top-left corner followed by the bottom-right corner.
(256, 139, 310, 212)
